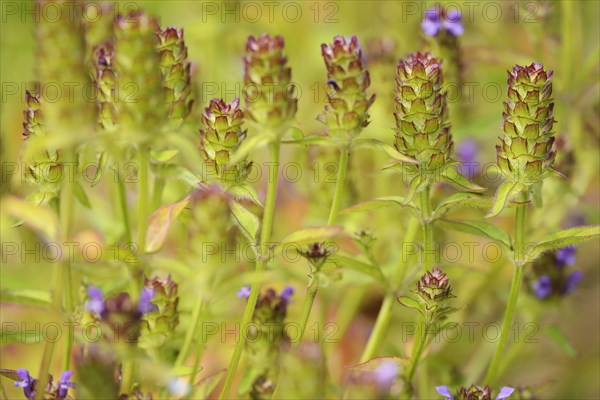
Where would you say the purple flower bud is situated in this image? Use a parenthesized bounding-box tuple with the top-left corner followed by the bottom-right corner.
(280, 286, 294, 303)
(444, 9, 464, 36)
(14, 369, 36, 399)
(138, 287, 158, 314)
(555, 246, 576, 267)
(86, 285, 105, 315)
(237, 286, 251, 299)
(532, 275, 552, 299)
(436, 385, 454, 399)
(57, 370, 76, 399)
(374, 361, 398, 388)
(457, 139, 478, 164)
(564, 270, 583, 294)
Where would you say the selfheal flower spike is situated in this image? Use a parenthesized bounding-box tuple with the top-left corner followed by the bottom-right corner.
(199, 98, 250, 183)
(555, 246, 576, 267)
(417, 268, 453, 302)
(93, 42, 118, 131)
(113, 10, 164, 138)
(138, 287, 158, 314)
(139, 276, 179, 355)
(394, 52, 454, 185)
(156, 27, 193, 129)
(490, 63, 556, 215)
(532, 275, 552, 299)
(318, 35, 375, 142)
(243, 34, 298, 131)
(437, 385, 515, 400)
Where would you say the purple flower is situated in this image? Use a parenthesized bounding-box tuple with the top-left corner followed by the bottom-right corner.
(564, 270, 583, 294)
(57, 370, 76, 399)
(457, 139, 478, 164)
(496, 387, 516, 399)
(237, 286, 251, 299)
(280, 286, 294, 303)
(422, 7, 464, 37)
(374, 361, 397, 388)
(14, 369, 36, 399)
(138, 287, 158, 314)
(436, 386, 453, 399)
(85, 285, 105, 315)
(555, 246, 576, 267)
(532, 275, 553, 298)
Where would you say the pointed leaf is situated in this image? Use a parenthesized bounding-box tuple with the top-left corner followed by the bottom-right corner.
(145, 196, 191, 253)
(339, 196, 410, 215)
(272, 226, 343, 257)
(546, 325, 577, 357)
(150, 149, 179, 162)
(226, 184, 263, 207)
(352, 138, 419, 164)
(74, 181, 91, 208)
(282, 135, 336, 147)
(230, 201, 260, 243)
(404, 175, 427, 205)
(524, 226, 600, 262)
(0, 289, 51, 306)
(335, 252, 386, 284)
(486, 181, 523, 218)
(91, 152, 108, 186)
(397, 296, 421, 311)
(438, 218, 512, 249)
(2, 196, 58, 241)
(441, 166, 487, 193)
(228, 134, 270, 165)
(432, 193, 494, 219)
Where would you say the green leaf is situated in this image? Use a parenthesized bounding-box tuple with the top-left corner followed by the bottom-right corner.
(226, 184, 263, 207)
(486, 181, 523, 218)
(282, 135, 336, 147)
(441, 166, 487, 193)
(154, 164, 201, 188)
(339, 196, 412, 215)
(345, 356, 409, 373)
(524, 226, 600, 263)
(145, 196, 191, 253)
(192, 369, 227, 399)
(230, 201, 261, 243)
(228, 135, 270, 165)
(397, 296, 421, 311)
(351, 138, 419, 164)
(272, 226, 343, 257)
(150, 149, 179, 162)
(74, 181, 91, 208)
(91, 152, 108, 186)
(404, 175, 428, 205)
(0, 289, 51, 306)
(438, 218, 512, 249)
(334, 252, 386, 284)
(2, 196, 58, 241)
(546, 325, 577, 357)
(432, 192, 494, 219)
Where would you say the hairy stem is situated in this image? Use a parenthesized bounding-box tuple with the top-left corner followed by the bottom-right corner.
(327, 147, 349, 226)
(295, 274, 320, 346)
(407, 320, 429, 382)
(419, 188, 434, 269)
(484, 195, 527, 385)
(219, 140, 281, 400)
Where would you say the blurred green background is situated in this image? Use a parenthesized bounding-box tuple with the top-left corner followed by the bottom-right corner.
(1, 1, 599, 399)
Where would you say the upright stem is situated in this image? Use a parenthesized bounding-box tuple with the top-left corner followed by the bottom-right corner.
(137, 147, 150, 253)
(295, 274, 319, 346)
(152, 176, 166, 211)
(327, 147, 349, 226)
(419, 188, 434, 269)
(484, 195, 527, 385)
(407, 320, 429, 382)
(117, 176, 133, 244)
(175, 296, 204, 367)
(35, 150, 76, 400)
(219, 140, 281, 400)
(359, 217, 419, 362)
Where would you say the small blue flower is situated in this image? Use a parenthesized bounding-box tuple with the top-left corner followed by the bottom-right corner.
(496, 386, 516, 399)
(555, 246, 576, 267)
(532, 275, 553, 299)
(280, 286, 294, 303)
(374, 361, 397, 388)
(422, 7, 464, 37)
(57, 370, 76, 399)
(85, 285, 105, 315)
(436, 386, 453, 399)
(237, 285, 251, 299)
(14, 369, 36, 399)
(138, 287, 158, 314)
(435, 385, 515, 399)
(564, 270, 583, 294)
(457, 139, 478, 164)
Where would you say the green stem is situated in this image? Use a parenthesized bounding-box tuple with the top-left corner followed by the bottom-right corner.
(120, 361, 135, 396)
(35, 150, 76, 400)
(483, 196, 527, 385)
(419, 189, 434, 269)
(137, 147, 149, 253)
(0, 378, 7, 400)
(219, 140, 281, 400)
(295, 274, 319, 346)
(327, 147, 349, 226)
(117, 176, 133, 244)
(175, 296, 204, 367)
(152, 176, 165, 211)
(359, 217, 419, 362)
(407, 321, 429, 382)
